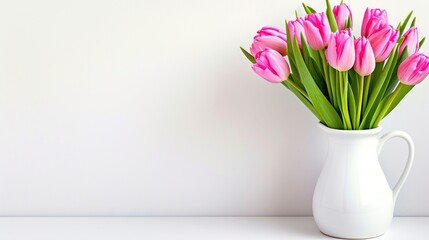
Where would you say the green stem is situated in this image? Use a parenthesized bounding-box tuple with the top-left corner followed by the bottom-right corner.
(373, 84, 403, 127)
(282, 77, 309, 100)
(319, 50, 332, 102)
(331, 68, 338, 110)
(339, 71, 352, 130)
(338, 71, 345, 129)
(363, 74, 371, 113)
(344, 72, 352, 129)
(356, 75, 364, 128)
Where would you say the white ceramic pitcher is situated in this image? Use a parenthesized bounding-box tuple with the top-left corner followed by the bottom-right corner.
(313, 123, 414, 239)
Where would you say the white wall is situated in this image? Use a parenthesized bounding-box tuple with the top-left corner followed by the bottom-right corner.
(0, 0, 427, 216)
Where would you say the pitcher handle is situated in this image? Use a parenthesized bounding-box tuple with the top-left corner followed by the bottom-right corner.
(378, 131, 414, 203)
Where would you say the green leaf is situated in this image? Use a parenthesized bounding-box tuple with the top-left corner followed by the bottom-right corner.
(348, 69, 359, 100)
(419, 37, 426, 49)
(286, 22, 306, 90)
(301, 33, 312, 64)
(370, 62, 384, 88)
(311, 49, 323, 74)
(360, 45, 399, 129)
(348, 83, 357, 129)
(385, 84, 414, 116)
(366, 63, 398, 127)
(384, 79, 399, 99)
(362, 74, 371, 114)
(281, 81, 321, 120)
(371, 47, 398, 106)
(325, 0, 338, 32)
(301, 33, 324, 88)
(345, 16, 352, 29)
(329, 66, 339, 110)
(292, 38, 343, 129)
(411, 17, 416, 27)
(379, 51, 400, 97)
(396, 21, 402, 31)
(369, 96, 389, 128)
(372, 84, 414, 127)
(384, 48, 408, 98)
(398, 11, 413, 35)
(302, 3, 317, 14)
(289, 72, 305, 91)
(310, 51, 324, 77)
(339, 71, 352, 129)
(285, 20, 299, 81)
(309, 58, 328, 96)
(240, 47, 255, 64)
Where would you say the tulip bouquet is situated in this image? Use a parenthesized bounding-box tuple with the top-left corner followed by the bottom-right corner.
(241, 0, 429, 130)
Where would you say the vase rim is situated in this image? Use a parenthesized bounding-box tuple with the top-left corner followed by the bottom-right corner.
(318, 122, 382, 135)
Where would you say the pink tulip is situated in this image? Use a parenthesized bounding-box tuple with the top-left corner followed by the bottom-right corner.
(252, 48, 290, 83)
(368, 25, 399, 62)
(287, 18, 306, 48)
(325, 28, 355, 71)
(333, 3, 353, 30)
(398, 53, 429, 85)
(399, 27, 419, 56)
(250, 26, 287, 57)
(304, 12, 332, 50)
(354, 37, 375, 76)
(361, 8, 388, 37)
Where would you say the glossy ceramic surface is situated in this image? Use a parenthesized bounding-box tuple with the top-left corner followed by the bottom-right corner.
(313, 123, 414, 239)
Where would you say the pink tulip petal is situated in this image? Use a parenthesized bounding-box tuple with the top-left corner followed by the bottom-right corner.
(250, 26, 287, 57)
(252, 66, 282, 83)
(326, 28, 354, 71)
(304, 13, 331, 50)
(362, 8, 388, 37)
(399, 27, 419, 55)
(251, 48, 290, 83)
(334, 3, 352, 30)
(288, 18, 305, 48)
(398, 53, 429, 85)
(304, 22, 324, 49)
(368, 25, 399, 62)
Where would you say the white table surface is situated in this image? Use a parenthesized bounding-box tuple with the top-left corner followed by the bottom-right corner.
(0, 217, 427, 240)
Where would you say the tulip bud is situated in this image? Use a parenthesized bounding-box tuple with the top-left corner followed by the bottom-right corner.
(354, 37, 376, 76)
(326, 28, 355, 71)
(398, 53, 429, 85)
(361, 8, 389, 37)
(333, 3, 353, 30)
(304, 12, 332, 50)
(287, 18, 306, 48)
(250, 26, 287, 57)
(252, 48, 290, 83)
(368, 25, 399, 62)
(399, 27, 419, 56)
